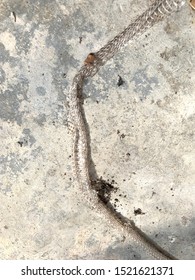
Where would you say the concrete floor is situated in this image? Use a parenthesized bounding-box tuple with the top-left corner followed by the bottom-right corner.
(0, 0, 195, 259)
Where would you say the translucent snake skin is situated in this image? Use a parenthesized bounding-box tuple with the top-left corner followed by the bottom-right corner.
(68, 0, 186, 260)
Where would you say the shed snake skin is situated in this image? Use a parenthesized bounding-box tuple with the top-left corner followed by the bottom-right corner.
(68, 0, 186, 259)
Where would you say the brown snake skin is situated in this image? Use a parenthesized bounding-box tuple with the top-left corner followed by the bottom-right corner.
(68, 0, 186, 259)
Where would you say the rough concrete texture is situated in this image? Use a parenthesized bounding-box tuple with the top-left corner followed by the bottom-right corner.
(0, 0, 195, 260)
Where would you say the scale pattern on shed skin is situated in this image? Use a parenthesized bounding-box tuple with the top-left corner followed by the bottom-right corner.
(68, 0, 186, 260)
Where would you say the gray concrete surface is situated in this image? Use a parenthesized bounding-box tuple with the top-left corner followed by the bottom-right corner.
(0, 0, 195, 259)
